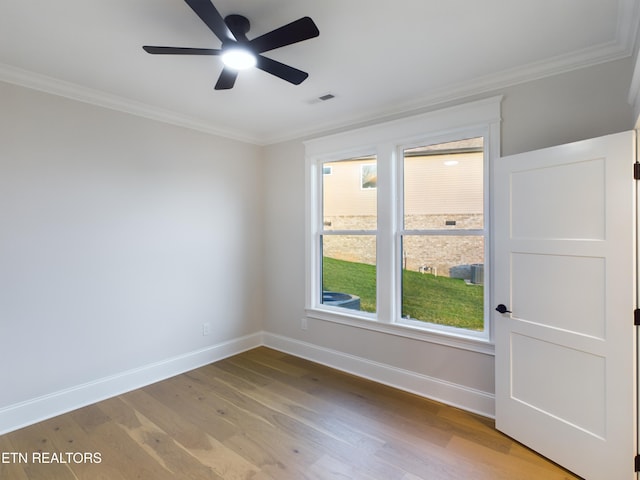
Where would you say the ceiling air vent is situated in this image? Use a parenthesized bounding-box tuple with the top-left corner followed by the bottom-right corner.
(308, 93, 336, 104)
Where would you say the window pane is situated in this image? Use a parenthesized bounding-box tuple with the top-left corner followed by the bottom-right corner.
(401, 235, 484, 330)
(404, 138, 483, 230)
(323, 156, 377, 231)
(321, 235, 376, 313)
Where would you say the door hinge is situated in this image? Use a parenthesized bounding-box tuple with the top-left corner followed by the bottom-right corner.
(635, 454, 640, 472)
(634, 162, 640, 180)
(635, 309, 640, 326)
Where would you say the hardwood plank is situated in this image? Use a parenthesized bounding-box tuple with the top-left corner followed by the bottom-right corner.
(140, 375, 241, 443)
(120, 390, 259, 479)
(0, 435, 30, 480)
(220, 352, 454, 449)
(24, 413, 127, 480)
(71, 404, 178, 480)
(446, 435, 578, 480)
(1, 421, 77, 480)
(155, 368, 326, 478)
(96, 396, 226, 479)
(306, 454, 380, 480)
(190, 363, 407, 479)
(0, 347, 583, 479)
(191, 363, 386, 450)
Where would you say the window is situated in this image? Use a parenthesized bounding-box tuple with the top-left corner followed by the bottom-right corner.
(360, 164, 377, 189)
(400, 138, 485, 331)
(305, 97, 501, 348)
(321, 156, 377, 314)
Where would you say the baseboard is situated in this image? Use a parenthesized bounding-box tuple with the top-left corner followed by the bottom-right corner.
(0, 332, 263, 435)
(263, 332, 495, 418)
(1, 330, 494, 435)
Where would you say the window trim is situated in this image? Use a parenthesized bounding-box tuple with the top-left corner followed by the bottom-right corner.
(304, 96, 502, 353)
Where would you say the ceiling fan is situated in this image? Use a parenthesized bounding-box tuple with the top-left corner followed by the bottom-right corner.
(143, 0, 320, 90)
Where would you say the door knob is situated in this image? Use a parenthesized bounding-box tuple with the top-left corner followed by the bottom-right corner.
(495, 304, 512, 314)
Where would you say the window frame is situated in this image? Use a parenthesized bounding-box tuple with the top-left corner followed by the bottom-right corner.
(304, 97, 502, 354)
(395, 137, 490, 339)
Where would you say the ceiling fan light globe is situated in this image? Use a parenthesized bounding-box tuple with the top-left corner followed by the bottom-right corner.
(221, 47, 257, 70)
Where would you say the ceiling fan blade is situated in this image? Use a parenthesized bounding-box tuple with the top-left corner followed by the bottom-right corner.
(214, 68, 238, 90)
(184, 0, 235, 43)
(256, 55, 309, 85)
(143, 46, 222, 55)
(250, 17, 319, 53)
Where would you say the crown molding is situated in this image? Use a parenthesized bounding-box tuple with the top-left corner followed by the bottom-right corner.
(1, 12, 637, 148)
(0, 63, 263, 145)
(269, 40, 633, 145)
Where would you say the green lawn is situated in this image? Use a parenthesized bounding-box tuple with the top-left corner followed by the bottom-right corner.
(322, 256, 483, 330)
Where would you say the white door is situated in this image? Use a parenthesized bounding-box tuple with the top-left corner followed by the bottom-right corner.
(493, 131, 637, 480)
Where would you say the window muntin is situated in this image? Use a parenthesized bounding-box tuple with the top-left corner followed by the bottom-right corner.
(320, 156, 377, 314)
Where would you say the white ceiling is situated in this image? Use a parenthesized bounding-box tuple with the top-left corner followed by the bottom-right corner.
(0, 0, 638, 145)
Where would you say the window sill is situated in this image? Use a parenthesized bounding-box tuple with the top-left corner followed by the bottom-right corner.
(305, 307, 495, 355)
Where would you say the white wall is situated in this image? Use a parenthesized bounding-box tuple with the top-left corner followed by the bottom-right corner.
(0, 82, 264, 432)
(500, 57, 635, 156)
(262, 57, 636, 417)
(0, 55, 634, 431)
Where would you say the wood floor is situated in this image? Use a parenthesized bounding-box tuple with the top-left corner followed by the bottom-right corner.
(0, 347, 581, 479)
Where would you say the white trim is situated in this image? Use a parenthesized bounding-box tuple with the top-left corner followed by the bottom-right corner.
(0, 63, 261, 145)
(273, 41, 633, 145)
(3, 4, 637, 150)
(263, 332, 495, 418)
(0, 330, 495, 435)
(304, 96, 503, 158)
(305, 308, 495, 355)
(0, 333, 263, 435)
(305, 97, 501, 344)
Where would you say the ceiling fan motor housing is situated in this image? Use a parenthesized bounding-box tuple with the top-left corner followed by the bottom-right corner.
(224, 14, 251, 39)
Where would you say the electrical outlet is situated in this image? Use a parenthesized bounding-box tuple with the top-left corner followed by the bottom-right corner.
(300, 318, 308, 331)
(202, 322, 211, 336)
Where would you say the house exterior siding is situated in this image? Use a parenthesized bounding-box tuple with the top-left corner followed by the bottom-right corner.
(323, 151, 484, 276)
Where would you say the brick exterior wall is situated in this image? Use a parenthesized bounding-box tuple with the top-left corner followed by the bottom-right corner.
(323, 214, 484, 280)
